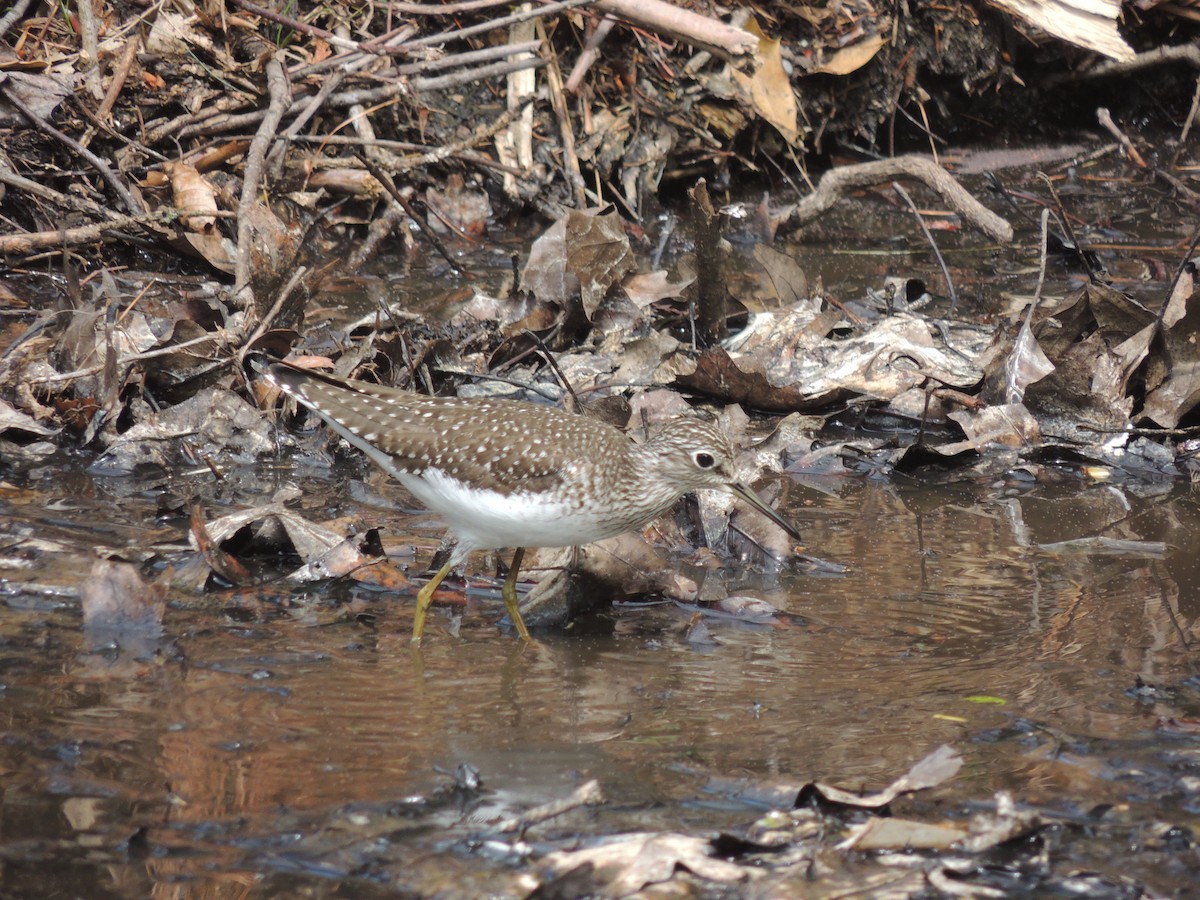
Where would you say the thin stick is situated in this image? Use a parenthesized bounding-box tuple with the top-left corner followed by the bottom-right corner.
(230, 0, 367, 53)
(1037, 172, 1103, 283)
(402, 0, 593, 51)
(234, 56, 292, 298)
(0, 0, 34, 39)
(892, 181, 958, 310)
(354, 152, 471, 278)
(0, 74, 143, 215)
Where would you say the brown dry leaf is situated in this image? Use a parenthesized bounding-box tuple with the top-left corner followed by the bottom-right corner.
(425, 173, 491, 237)
(622, 270, 694, 307)
(80, 559, 165, 653)
(812, 32, 888, 75)
(190, 500, 255, 586)
(522, 532, 698, 628)
(731, 18, 800, 145)
(520, 209, 636, 318)
(163, 161, 218, 233)
(842, 817, 967, 851)
(673, 346, 857, 413)
(714, 595, 780, 623)
(949, 403, 1041, 449)
(0, 72, 71, 125)
(958, 791, 1044, 852)
(753, 244, 811, 309)
(539, 833, 748, 896)
(1140, 287, 1200, 429)
(813, 744, 963, 809)
(1001, 315, 1056, 402)
(100, 387, 274, 471)
(0, 398, 57, 438)
(193, 503, 407, 590)
(146, 11, 212, 55)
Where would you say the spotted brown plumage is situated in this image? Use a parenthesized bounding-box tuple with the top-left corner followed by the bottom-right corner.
(263, 360, 801, 643)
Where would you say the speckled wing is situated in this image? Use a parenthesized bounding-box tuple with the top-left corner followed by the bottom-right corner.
(265, 362, 628, 496)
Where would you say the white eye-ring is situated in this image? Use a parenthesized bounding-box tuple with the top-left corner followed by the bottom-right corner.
(694, 451, 717, 469)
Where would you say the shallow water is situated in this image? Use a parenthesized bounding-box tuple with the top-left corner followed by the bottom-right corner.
(2, 453, 1199, 895)
(4, 146, 1199, 894)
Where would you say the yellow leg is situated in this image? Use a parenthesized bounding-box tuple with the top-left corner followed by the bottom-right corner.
(412, 558, 456, 645)
(503, 547, 533, 642)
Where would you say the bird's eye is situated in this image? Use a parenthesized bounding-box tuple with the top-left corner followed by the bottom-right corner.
(694, 452, 716, 469)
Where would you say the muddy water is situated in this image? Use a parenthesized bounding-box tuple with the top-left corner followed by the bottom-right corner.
(1, 454, 1198, 895)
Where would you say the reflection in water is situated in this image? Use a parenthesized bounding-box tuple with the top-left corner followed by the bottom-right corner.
(1, 473, 1199, 893)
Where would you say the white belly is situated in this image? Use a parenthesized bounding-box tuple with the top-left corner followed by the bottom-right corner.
(397, 469, 630, 551)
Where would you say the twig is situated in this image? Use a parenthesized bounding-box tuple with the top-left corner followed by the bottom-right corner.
(0, 73, 144, 215)
(1037, 172, 1103, 283)
(1055, 42, 1200, 82)
(392, 0, 519, 12)
(0, 0, 34, 40)
(0, 208, 228, 255)
(1095, 107, 1147, 168)
(537, 18, 586, 208)
(0, 165, 124, 222)
(892, 181, 958, 310)
(238, 266, 308, 360)
(288, 135, 526, 176)
(1181, 73, 1200, 148)
(1032, 207, 1050, 312)
(234, 55, 292, 299)
(75, 0, 103, 100)
(95, 33, 142, 124)
(348, 202, 408, 270)
(784, 156, 1013, 244)
(565, 14, 617, 94)
(492, 779, 604, 834)
(595, 0, 759, 70)
(230, 0, 368, 53)
(411, 56, 546, 91)
(395, 39, 543, 76)
(380, 96, 537, 174)
(353, 153, 470, 277)
(286, 25, 418, 78)
(402, 0, 594, 51)
(522, 329, 582, 413)
(1152, 166, 1200, 209)
(26, 331, 225, 384)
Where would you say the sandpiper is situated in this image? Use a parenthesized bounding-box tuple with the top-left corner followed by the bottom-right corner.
(264, 360, 801, 642)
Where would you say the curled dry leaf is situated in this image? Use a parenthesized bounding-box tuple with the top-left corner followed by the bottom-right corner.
(163, 161, 218, 233)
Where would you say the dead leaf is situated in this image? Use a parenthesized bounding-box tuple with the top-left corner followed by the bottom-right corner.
(808, 745, 963, 809)
(753, 244, 812, 310)
(425, 173, 491, 237)
(673, 346, 858, 413)
(80, 559, 165, 654)
(732, 19, 800, 145)
(622, 270, 694, 307)
(841, 816, 967, 851)
(540, 833, 748, 896)
(813, 32, 888, 75)
(949, 403, 1041, 449)
(520, 209, 636, 318)
(163, 161, 218, 233)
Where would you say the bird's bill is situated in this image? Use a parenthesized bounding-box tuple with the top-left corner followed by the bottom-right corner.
(728, 482, 803, 543)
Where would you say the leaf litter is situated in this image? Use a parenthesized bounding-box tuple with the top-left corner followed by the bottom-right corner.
(0, 0, 1198, 895)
